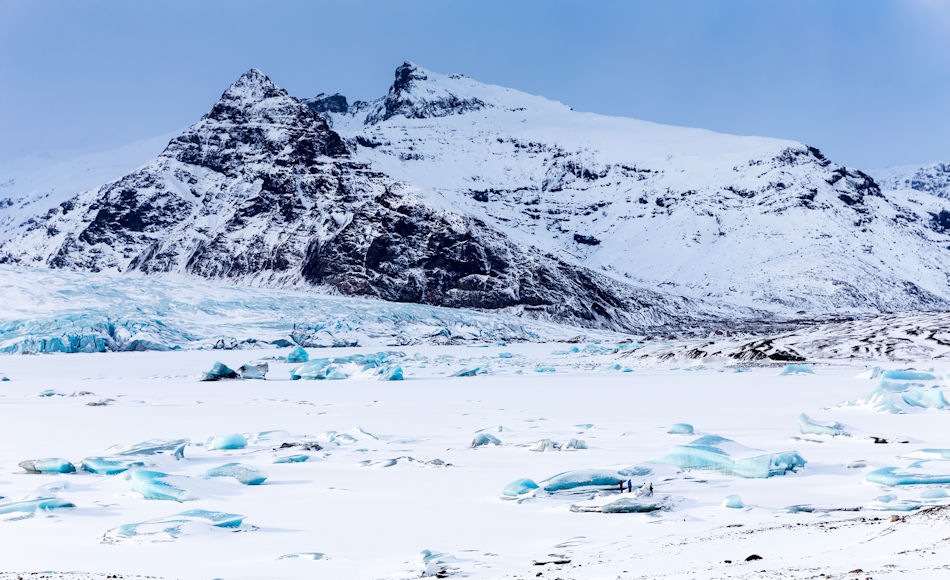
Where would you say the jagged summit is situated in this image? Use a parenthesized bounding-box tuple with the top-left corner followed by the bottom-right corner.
(217, 68, 285, 105)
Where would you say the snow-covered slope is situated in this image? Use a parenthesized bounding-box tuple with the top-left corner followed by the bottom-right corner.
(0, 134, 173, 242)
(0, 70, 717, 333)
(875, 162, 950, 199)
(322, 62, 950, 315)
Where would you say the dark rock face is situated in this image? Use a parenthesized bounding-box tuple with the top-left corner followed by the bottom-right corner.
(305, 93, 349, 114)
(0, 68, 703, 332)
(364, 62, 488, 124)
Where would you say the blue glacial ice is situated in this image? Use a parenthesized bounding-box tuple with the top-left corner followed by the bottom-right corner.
(498, 352, 513, 359)
(901, 390, 948, 410)
(237, 363, 268, 380)
(103, 509, 244, 543)
(128, 470, 189, 502)
(843, 386, 949, 414)
(204, 463, 267, 485)
(0, 373, 9, 381)
(81, 457, 144, 475)
(19, 458, 76, 474)
(866, 466, 950, 486)
(0, 265, 604, 354)
(780, 364, 814, 375)
(286, 346, 309, 363)
(0, 497, 75, 516)
(451, 367, 488, 377)
(723, 494, 745, 509)
(502, 478, 540, 498)
(112, 438, 188, 458)
(274, 454, 311, 463)
(471, 433, 501, 448)
(290, 352, 404, 381)
(655, 435, 806, 478)
(202, 362, 239, 381)
(882, 370, 937, 381)
(798, 413, 849, 437)
(667, 423, 695, 435)
(538, 466, 653, 492)
(208, 433, 247, 450)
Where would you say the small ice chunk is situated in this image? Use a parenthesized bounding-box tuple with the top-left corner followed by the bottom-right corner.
(471, 433, 501, 448)
(279, 552, 325, 560)
(202, 362, 239, 381)
(798, 413, 849, 437)
(0, 497, 74, 516)
(502, 478, 539, 498)
(113, 438, 188, 458)
(204, 462, 267, 485)
(498, 352, 514, 359)
(128, 470, 189, 502)
(103, 509, 244, 543)
(656, 435, 806, 478)
(81, 457, 143, 475)
(237, 363, 268, 380)
(529, 439, 560, 452)
(0, 373, 9, 381)
(723, 494, 745, 509)
(866, 466, 950, 486)
(565, 439, 587, 450)
(534, 366, 556, 373)
(19, 458, 76, 474)
(421, 549, 460, 578)
(452, 367, 487, 377)
(667, 423, 695, 435)
(780, 364, 814, 375)
(208, 433, 247, 450)
(274, 454, 311, 463)
(286, 346, 309, 363)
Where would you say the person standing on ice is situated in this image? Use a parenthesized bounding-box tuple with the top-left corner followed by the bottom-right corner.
(627, 479, 632, 493)
(618, 480, 625, 493)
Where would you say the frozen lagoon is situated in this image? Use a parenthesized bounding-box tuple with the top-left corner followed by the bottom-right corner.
(0, 345, 948, 578)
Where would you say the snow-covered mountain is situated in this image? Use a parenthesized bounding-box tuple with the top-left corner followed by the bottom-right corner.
(0, 70, 714, 332)
(318, 62, 950, 315)
(875, 162, 950, 199)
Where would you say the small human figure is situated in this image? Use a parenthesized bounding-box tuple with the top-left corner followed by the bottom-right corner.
(618, 480, 624, 493)
(627, 479, 632, 493)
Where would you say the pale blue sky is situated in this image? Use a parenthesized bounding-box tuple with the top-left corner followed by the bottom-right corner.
(1, 0, 948, 169)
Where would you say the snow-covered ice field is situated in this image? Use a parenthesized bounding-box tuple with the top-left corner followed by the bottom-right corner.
(1, 343, 949, 579)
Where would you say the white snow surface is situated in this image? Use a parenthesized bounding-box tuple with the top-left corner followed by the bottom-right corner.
(0, 346, 949, 578)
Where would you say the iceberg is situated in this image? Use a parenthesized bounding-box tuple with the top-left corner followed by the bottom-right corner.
(208, 433, 247, 450)
(529, 439, 560, 452)
(798, 413, 849, 437)
(102, 509, 244, 543)
(780, 364, 814, 375)
(598, 496, 668, 513)
(202, 361, 239, 381)
(843, 386, 949, 414)
(901, 390, 948, 410)
(290, 352, 404, 381)
(723, 494, 745, 509)
(866, 466, 950, 486)
(883, 370, 937, 381)
(0, 497, 75, 516)
(111, 438, 188, 459)
(667, 423, 695, 435)
(502, 478, 539, 498)
(81, 457, 143, 475)
(286, 346, 309, 363)
(19, 458, 76, 474)
(565, 439, 587, 450)
(237, 363, 268, 380)
(204, 463, 267, 485)
(274, 454, 311, 463)
(452, 367, 488, 377)
(128, 470, 189, 502)
(538, 467, 652, 492)
(471, 433, 501, 448)
(655, 435, 806, 478)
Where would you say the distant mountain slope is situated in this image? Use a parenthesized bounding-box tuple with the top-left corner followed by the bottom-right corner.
(320, 62, 950, 315)
(874, 162, 950, 199)
(0, 70, 716, 333)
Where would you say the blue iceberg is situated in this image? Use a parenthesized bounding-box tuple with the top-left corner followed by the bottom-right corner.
(286, 346, 309, 363)
(104, 509, 244, 543)
(723, 494, 745, 509)
(655, 435, 806, 478)
(798, 413, 849, 437)
(452, 367, 488, 377)
(883, 370, 936, 381)
(274, 454, 311, 463)
(0, 497, 75, 516)
(81, 457, 144, 475)
(290, 352, 404, 381)
(129, 470, 189, 502)
(866, 466, 950, 486)
(901, 390, 948, 410)
(538, 467, 652, 492)
(667, 423, 695, 435)
(204, 463, 267, 485)
(208, 433, 247, 450)
(19, 458, 76, 474)
(502, 478, 539, 498)
(780, 364, 814, 375)
(202, 361, 239, 381)
(113, 438, 188, 458)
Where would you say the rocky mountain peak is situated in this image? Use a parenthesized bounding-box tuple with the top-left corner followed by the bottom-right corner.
(363, 62, 489, 124)
(392, 61, 428, 93)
